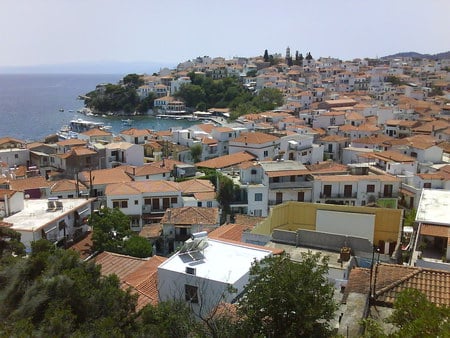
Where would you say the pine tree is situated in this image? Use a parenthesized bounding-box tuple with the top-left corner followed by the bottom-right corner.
(263, 49, 269, 62)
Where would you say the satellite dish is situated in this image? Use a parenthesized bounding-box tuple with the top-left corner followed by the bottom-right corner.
(25, 194, 30, 199)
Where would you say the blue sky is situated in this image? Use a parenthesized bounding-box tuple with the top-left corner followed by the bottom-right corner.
(1, 0, 449, 68)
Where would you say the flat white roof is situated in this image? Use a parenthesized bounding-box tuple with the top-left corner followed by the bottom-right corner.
(5, 198, 92, 232)
(158, 238, 271, 284)
(416, 189, 450, 225)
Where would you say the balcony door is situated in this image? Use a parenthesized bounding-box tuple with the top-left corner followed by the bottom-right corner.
(276, 192, 283, 205)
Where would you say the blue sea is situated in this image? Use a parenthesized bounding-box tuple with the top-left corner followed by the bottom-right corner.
(0, 74, 195, 142)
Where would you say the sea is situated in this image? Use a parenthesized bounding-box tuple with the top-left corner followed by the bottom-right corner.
(0, 74, 195, 142)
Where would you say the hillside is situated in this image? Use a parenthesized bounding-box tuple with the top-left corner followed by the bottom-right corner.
(382, 51, 450, 60)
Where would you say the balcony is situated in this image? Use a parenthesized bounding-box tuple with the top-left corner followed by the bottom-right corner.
(320, 193, 357, 199)
(269, 181, 313, 190)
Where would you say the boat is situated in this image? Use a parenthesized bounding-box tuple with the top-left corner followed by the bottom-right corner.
(59, 108, 64, 112)
(122, 118, 133, 126)
(56, 118, 106, 140)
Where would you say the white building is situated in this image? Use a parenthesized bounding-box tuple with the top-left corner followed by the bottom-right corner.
(104, 142, 144, 168)
(158, 235, 273, 318)
(4, 198, 92, 251)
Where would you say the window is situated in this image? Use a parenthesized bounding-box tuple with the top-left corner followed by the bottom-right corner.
(112, 200, 128, 208)
(185, 284, 198, 303)
(15, 154, 18, 159)
(144, 198, 151, 205)
(290, 175, 296, 182)
(197, 201, 202, 207)
(171, 197, 177, 204)
(254, 193, 263, 201)
(323, 185, 332, 197)
(366, 184, 375, 193)
(263, 150, 269, 157)
(344, 185, 352, 198)
(272, 177, 280, 183)
(297, 191, 305, 202)
(423, 182, 431, 188)
(134, 200, 138, 205)
(383, 184, 393, 197)
(207, 201, 213, 207)
(251, 169, 257, 175)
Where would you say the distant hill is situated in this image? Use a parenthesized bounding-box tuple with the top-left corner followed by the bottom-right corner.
(382, 51, 450, 60)
(0, 60, 175, 75)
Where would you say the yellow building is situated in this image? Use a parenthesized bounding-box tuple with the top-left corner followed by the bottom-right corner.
(253, 202, 403, 247)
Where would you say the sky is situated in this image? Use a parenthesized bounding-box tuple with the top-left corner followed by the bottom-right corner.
(0, 0, 449, 70)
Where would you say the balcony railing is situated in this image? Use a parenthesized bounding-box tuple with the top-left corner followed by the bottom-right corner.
(269, 181, 313, 190)
(320, 193, 357, 199)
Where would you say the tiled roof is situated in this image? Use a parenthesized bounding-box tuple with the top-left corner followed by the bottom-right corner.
(79, 167, 133, 186)
(80, 128, 112, 136)
(9, 176, 51, 191)
(370, 150, 416, 163)
(208, 222, 253, 242)
(120, 128, 153, 136)
(94, 252, 167, 310)
(50, 179, 88, 192)
(139, 223, 162, 238)
(193, 191, 216, 201)
(124, 164, 171, 177)
(56, 139, 87, 146)
(232, 131, 279, 144)
(196, 151, 256, 169)
(352, 134, 394, 145)
(178, 178, 215, 194)
(319, 135, 349, 142)
(201, 137, 218, 145)
(344, 263, 450, 307)
(160, 207, 219, 226)
(105, 180, 181, 195)
(68, 232, 93, 260)
(196, 123, 216, 133)
(306, 161, 348, 174)
(72, 147, 97, 156)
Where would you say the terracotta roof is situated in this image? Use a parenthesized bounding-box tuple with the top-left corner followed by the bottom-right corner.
(79, 167, 133, 186)
(344, 263, 450, 307)
(94, 252, 167, 310)
(232, 131, 279, 144)
(319, 135, 349, 142)
(105, 180, 181, 195)
(71, 146, 97, 156)
(56, 139, 87, 146)
(208, 222, 253, 242)
(213, 127, 233, 133)
(352, 134, 394, 145)
(178, 178, 215, 194)
(201, 137, 218, 145)
(50, 179, 88, 193)
(9, 176, 51, 191)
(139, 224, 162, 238)
(68, 232, 94, 260)
(160, 207, 219, 226)
(370, 150, 416, 163)
(314, 174, 399, 182)
(193, 191, 216, 201)
(0, 189, 17, 199)
(306, 161, 349, 174)
(124, 164, 171, 177)
(196, 151, 257, 169)
(80, 128, 112, 136)
(195, 123, 216, 133)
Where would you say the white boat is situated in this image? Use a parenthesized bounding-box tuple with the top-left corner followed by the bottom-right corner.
(57, 118, 106, 140)
(122, 118, 133, 126)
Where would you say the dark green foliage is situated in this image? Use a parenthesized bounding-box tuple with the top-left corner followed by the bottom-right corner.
(123, 73, 144, 88)
(190, 143, 203, 163)
(238, 252, 337, 338)
(84, 74, 151, 114)
(90, 208, 152, 257)
(0, 227, 25, 259)
(139, 300, 198, 338)
(385, 75, 404, 86)
(306, 52, 313, 60)
(362, 288, 450, 337)
(0, 240, 138, 336)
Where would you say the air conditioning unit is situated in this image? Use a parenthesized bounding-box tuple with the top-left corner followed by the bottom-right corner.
(186, 267, 196, 275)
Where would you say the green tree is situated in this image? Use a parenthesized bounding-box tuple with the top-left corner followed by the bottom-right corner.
(190, 143, 203, 163)
(253, 87, 284, 111)
(123, 73, 144, 88)
(139, 300, 198, 338)
(90, 207, 133, 254)
(362, 288, 450, 337)
(123, 236, 153, 258)
(306, 52, 313, 60)
(238, 252, 337, 337)
(0, 227, 25, 259)
(0, 240, 138, 337)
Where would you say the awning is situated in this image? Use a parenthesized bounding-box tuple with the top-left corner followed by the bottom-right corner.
(399, 188, 416, 197)
(420, 223, 450, 239)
